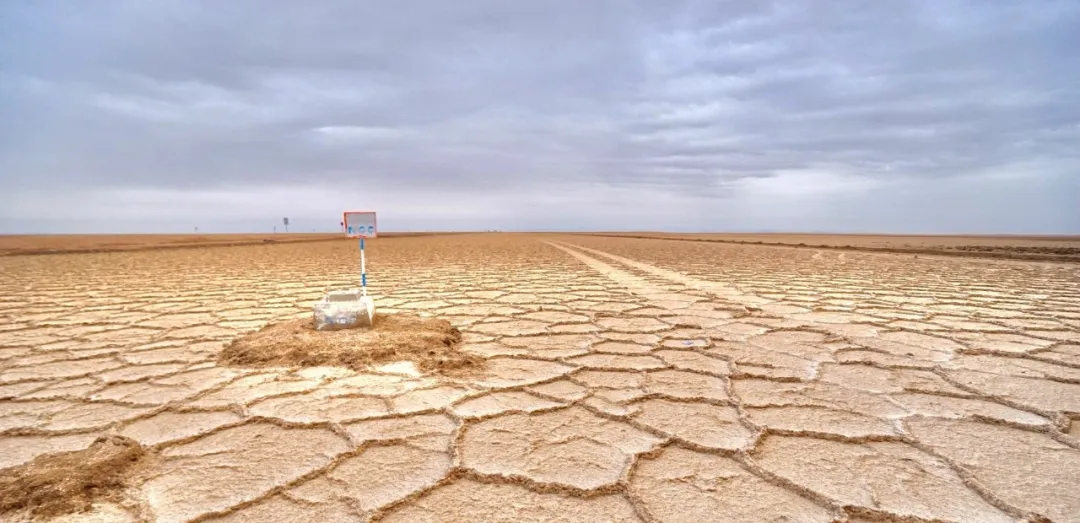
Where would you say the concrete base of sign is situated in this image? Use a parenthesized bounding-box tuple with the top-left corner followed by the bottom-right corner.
(313, 289, 375, 330)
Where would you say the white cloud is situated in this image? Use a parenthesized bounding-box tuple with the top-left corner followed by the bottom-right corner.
(308, 126, 408, 143)
(735, 169, 886, 199)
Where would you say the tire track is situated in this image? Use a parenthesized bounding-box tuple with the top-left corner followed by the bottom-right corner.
(547, 240, 773, 309)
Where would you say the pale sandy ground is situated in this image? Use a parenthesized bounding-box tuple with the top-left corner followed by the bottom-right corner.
(581, 232, 1080, 263)
(0, 233, 456, 256)
(0, 234, 341, 256)
(1, 234, 1079, 522)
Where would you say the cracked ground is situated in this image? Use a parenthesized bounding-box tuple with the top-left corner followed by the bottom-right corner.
(1, 234, 1079, 523)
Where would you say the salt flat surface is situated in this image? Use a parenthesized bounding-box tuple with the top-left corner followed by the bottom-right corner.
(1, 234, 1078, 522)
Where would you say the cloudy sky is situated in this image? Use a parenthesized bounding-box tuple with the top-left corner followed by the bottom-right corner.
(2, 0, 1078, 234)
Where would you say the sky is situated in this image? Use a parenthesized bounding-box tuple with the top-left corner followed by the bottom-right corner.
(1, 0, 1078, 234)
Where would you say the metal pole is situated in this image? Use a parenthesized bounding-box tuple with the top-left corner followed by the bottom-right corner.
(360, 237, 367, 297)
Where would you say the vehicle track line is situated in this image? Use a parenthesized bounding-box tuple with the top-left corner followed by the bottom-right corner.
(543, 242, 730, 313)
(547, 240, 774, 309)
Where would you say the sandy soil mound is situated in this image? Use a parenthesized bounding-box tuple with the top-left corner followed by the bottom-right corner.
(0, 435, 152, 519)
(219, 312, 484, 373)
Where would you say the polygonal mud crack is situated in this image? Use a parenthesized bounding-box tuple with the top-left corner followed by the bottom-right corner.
(1034, 343, 1080, 366)
(324, 373, 434, 396)
(460, 406, 662, 490)
(744, 406, 895, 439)
(499, 333, 598, 358)
(468, 319, 549, 336)
(5, 232, 1080, 523)
(187, 374, 322, 408)
(596, 317, 671, 333)
(733, 379, 908, 418)
(710, 342, 815, 379)
(631, 446, 832, 523)
(645, 370, 729, 400)
(345, 413, 456, 443)
(947, 353, 1080, 382)
(140, 423, 350, 523)
(460, 357, 574, 388)
(452, 391, 564, 419)
(0, 433, 103, 470)
(119, 411, 244, 446)
(906, 417, 1080, 523)
(249, 389, 390, 423)
(567, 353, 666, 370)
(574, 370, 645, 389)
(527, 380, 589, 401)
(1, 400, 155, 432)
(592, 340, 654, 354)
(890, 392, 1050, 427)
(287, 443, 451, 516)
(753, 435, 1013, 523)
(945, 369, 1080, 413)
(653, 350, 731, 375)
(200, 494, 356, 522)
(817, 363, 966, 395)
(390, 386, 474, 414)
(378, 479, 641, 522)
(520, 311, 590, 323)
(630, 399, 752, 450)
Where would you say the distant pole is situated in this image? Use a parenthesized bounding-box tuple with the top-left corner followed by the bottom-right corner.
(283, 217, 289, 233)
(360, 238, 367, 297)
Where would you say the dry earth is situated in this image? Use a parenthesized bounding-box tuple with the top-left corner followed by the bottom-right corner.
(0, 233, 457, 256)
(1, 233, 1079, 522)
(582, 232, 1080, 263)
(0, 234, 341, 256)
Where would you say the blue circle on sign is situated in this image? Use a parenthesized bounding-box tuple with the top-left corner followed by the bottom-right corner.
(348, 226, 354, 234)
(367, 225, 374, 233)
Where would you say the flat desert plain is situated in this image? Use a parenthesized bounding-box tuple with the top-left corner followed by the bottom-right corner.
(0, 232, 457, 256)
(584, 232, 1080, 262)
(1, 233, 1079, 522)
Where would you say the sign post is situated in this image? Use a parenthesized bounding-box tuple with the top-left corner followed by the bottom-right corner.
(283, 217, 289, 233)
(311, 211, 379, 330)
(343, 211, 377, 298)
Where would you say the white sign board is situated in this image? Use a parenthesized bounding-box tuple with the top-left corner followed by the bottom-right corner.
(343, 211, 377, 238)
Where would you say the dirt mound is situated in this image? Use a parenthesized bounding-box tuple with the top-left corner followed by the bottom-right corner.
(0, 435, 152, 519)
(219, 312, 484, 373)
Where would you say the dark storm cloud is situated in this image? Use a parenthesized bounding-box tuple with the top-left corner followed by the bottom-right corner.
(1, 0, 1078, 232)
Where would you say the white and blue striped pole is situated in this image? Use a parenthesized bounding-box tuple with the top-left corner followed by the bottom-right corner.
(359, 237, 367, 296)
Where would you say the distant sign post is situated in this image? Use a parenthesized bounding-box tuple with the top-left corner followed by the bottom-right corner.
(343, 211, 377, 297)
(283, 217, 289, 233)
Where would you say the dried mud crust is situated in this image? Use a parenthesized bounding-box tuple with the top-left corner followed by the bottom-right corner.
(2, 234, 1080, 522)
(0, 232, 463, 256)
(578, 232, 1080, 263)
(218, 312, 485, 374)
(0, 435, 154, 519)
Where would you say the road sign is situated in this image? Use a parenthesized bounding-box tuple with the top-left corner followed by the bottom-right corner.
(343, 211, 377, 312)
(343, 211, 377, 238)
(283, 217, 289, 232)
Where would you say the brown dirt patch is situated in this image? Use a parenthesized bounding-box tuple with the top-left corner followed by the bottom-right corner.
(219, 312, 484, 374)
(0, 435, 153, 519)
(0, 232, 468, 256)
